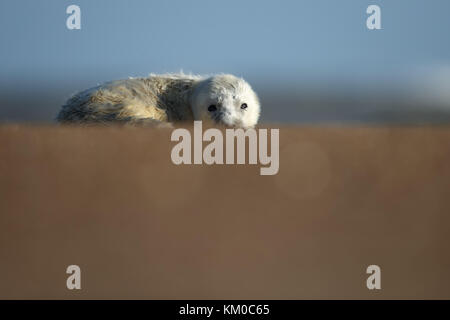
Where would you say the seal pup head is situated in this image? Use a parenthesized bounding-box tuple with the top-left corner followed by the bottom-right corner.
(190, 74, 260, 128)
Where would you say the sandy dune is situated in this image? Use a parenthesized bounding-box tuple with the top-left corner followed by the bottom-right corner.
(0, 125, 449, 299)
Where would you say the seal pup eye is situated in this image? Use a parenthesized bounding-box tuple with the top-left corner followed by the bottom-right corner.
(208, 105, 217, 112)
(240, 103, 248, 110)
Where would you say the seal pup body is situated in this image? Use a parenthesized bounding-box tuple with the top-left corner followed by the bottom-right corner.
(57, 73, 260, 128)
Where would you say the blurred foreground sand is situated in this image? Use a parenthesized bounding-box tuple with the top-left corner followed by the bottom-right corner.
(0, 125, 449, 299)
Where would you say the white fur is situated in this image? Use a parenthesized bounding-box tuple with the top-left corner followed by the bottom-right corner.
(190, 74, 260, 128)
(57, 73, 260, 129)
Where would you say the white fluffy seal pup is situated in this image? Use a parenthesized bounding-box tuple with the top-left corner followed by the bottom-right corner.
(57, 73, 260, 128)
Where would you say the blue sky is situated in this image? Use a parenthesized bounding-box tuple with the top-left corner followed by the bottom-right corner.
(1, 0, 450, 89)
